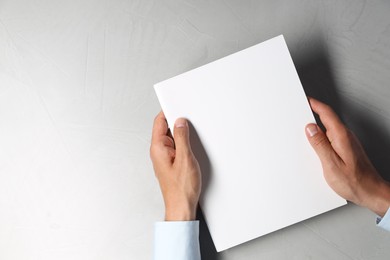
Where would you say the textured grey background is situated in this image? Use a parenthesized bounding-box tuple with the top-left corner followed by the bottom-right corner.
(0, 0, 390, 259)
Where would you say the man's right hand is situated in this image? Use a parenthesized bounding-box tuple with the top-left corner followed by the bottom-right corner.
(305, 98, 390, 217)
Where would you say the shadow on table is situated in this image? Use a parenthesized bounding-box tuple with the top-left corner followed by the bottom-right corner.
(189, 122, 220, 259)
(295, 35, 390, 181)
(197, 208, 219, 259)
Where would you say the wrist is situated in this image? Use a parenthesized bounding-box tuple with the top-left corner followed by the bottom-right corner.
(165, 204, 197, 221)
(360, 178, 390, 217)
(371, 181, 390, 217)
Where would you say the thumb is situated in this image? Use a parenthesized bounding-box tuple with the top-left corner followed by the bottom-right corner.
(173, 118, 192, 156)
(305, 123, 335, 163)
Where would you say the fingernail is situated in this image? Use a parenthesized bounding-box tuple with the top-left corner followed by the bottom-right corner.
(175, 118, 187, 128)
(306, 124, 318, 137)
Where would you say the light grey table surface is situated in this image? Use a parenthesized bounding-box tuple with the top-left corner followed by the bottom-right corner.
(1, 0, 390, 259)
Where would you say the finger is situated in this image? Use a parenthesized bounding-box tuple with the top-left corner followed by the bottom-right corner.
(163, 135, 175, 148)
(150, 142, 176, 162)
(152, 111, 168, 143)
(308, 98, 346, 135)
(173, 118, 192, 157)
(308, 98, 350, 158)
(150, 136, 175, 168)
(305, 123, 340, 164)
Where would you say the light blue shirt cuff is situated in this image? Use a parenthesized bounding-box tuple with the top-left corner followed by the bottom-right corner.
(376, 207, 390, 231)
(154, 221, 201, 260)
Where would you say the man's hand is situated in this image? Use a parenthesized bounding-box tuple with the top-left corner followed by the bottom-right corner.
(305, 98, 390, 217)
(150, 111, 201, 221)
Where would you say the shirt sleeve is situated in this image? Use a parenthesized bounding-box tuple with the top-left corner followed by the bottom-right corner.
(376, 207, 390, 231)
(153, 221, 201, 260)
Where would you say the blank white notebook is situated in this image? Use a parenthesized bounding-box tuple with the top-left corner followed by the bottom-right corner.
(154, 35, 346, 252)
